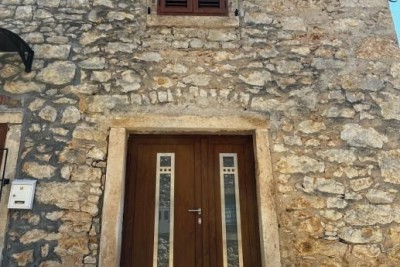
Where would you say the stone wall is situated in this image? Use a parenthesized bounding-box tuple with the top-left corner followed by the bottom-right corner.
(1, 0, 400, 266)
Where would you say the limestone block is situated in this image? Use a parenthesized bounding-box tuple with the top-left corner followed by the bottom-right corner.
(326, 197, 347, 209)
(20, 229, 61, 244)
(239, 70, 271, 86)
(72, 125, 107, 142)
(71, 165, 102, 182)
(34, 44, 71, 59)
(315, 178, 345, 195)
(37, 0, 60, 7)
(22, 162, 56, 179)
(37, 62, 76, 85)
(4, 81, 45, 94)
(275, 60, 303, 74)
(0, 64, 19, 78)
(38, 105, 57, 122)
(340, 124, 387, 148)
(298, 120, 326, 133)
(276, 155, 325, 174)
(134, 52, 162, 62)
(371, 92, 400, 121)
(344, 204, 393, 226)
(36, 182, 90, 210)
(79, 57, 106, 70)
(183, 74, 211, 86)
(66, 0, 89, 7)
(281, 16, 306, 31)
(316, 149, 356, 164)
(39, 261, 62, 267)
(378, 150, 400, 184)
(207, 30, 237, 42)
(106, 11, 135, 21)
(61, 106, 81, 124)
(79, 31, 106, 45)
(243, 12, 273, 25)
(338, 227, 383, 244)
(11, 250, 33, 266)
(55, 236, 89, 256)
(15, 5, 32, 20)
(350, 177, 374, 191)
(366, 189, 395, 204)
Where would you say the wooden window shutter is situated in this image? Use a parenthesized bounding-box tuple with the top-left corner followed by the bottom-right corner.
(195, 0, 227, 15)
(158, 0, 193, 14)
(158, 0, 227, 15)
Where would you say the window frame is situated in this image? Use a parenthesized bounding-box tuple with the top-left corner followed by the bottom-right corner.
(157, 0, 228, 16)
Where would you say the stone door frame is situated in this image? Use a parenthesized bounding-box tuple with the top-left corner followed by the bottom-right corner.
(98, 113, 281, 267)
(0, 111, 23, 263)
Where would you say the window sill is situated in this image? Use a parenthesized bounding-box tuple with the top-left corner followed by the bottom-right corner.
(146, 14, 239, 28)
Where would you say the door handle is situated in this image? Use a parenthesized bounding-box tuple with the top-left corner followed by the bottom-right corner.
(187, 208, 202, 215)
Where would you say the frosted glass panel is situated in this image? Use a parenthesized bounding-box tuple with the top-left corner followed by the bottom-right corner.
(154, 153, 175, 267)
(220, 154, 243, 267)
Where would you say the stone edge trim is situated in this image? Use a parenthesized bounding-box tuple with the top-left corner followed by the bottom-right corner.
(99, 114, 281, 267)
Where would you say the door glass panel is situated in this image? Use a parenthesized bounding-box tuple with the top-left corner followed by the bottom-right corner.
(154, 153, 175, 267)
(220, 153, 243, 267)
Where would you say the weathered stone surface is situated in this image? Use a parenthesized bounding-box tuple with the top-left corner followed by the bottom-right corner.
(106, 11, 134, 21)
(316, 178, 345, 194)
(327, 197, 347, 209)
(72, 125, 107, 142)
(276, 155, 325, 174)
(37, 0, 60, 7)
(37, 62, 76, 85)
(20, 229, 61, 244)
(239, 71, 271, 86)
(22, 162, 56, 179)
(350, 177, 374, 191)
(87, 147, 106, 160)
(366, 189, 395, 204)
(244, 12, 273, 25)
(15, 6, 32, 20)
(34, 44, 71, 59)
(91, 71, 112, 82)
(316, 149, 356, 164)
(281, 16, 307, 31)
(12, 250, 33, 266)
(61, 106, 81, 124)
(38, 105, 57, 122)
(36, 182, 89, 210)
(372, 93, 400, 121)
(39, 261, 63, 267)
(134, 52, 162, 62)
(79, 95, 130, 113)
(79, 57, 106, 70)
(276, 60, 303, 74)
(378, 150, 400, 184)
(4, 81, 45, 94)
(71, 165, 102, 182)
(298, 120, 326, 133)
(55, 236, 89, 256)
(183, 74, 211, 86)
(341, 124, 387, 148)
(344, 204, 394, 226)
(338, 227, 383, 244)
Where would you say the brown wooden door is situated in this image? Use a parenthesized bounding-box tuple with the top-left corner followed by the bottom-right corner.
(0, 124, 8, 165)
(121, 135, 261, 267)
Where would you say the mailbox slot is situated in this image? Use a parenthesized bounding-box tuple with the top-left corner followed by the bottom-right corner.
(8, 180, 36, 210)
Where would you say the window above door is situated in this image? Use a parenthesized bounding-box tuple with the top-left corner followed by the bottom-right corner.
(146, 0, 239, 28)
(158, 0, 228, 16)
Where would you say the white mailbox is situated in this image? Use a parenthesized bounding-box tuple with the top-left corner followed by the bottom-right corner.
(8, 180, 37, 210)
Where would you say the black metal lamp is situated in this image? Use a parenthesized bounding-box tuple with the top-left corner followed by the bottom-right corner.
(0, 28, 34, 72)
